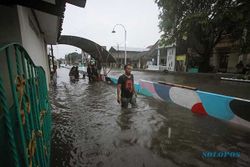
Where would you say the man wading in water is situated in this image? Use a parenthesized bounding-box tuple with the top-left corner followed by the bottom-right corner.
(117, 64, 137, 108)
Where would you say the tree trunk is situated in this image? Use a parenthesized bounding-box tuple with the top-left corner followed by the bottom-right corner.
(199, 54, 211, 72)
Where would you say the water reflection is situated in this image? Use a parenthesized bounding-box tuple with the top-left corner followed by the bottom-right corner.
(51, 68, 250, 167)
(117, 109, 133, 130)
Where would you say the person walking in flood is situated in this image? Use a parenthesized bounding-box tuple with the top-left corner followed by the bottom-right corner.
(117, 64, 137, 108)
(92, 65, 99, 81)
(87, 64, 93, 82)
(75, 66, 79, 79)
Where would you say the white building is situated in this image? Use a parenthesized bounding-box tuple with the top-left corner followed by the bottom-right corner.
(138, 41, 176, 71)
(165, 45, 176, 71)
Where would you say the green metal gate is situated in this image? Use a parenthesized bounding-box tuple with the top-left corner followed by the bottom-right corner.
(0, 43, 51, 167)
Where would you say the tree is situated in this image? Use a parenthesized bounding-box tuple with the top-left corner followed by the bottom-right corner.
(65, 52, 81, 65)
(155, 0, 250, 72)
(231, 0, 250, 54)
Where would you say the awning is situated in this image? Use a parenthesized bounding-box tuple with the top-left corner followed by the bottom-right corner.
(0, 0, 87, 43)
(58, 35, 116, 63)
(0, 0, 86, 16)
(67, 0, 86, 7)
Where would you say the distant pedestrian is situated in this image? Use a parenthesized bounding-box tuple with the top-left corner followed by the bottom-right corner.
(69, 66, 76, 76)
(69, 66, 79, 80)
(75, 66, 79, 79)
(87, 64, 93, 82)
(97, 61, 102, 80)
(92, 65, 99, 81)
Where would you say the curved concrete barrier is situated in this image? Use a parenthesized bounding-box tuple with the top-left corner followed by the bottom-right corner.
(139, 80, 250, 129)
(107, 76, 250, 129)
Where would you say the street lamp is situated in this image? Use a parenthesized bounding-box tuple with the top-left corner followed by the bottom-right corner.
(112, 24, 127, 65)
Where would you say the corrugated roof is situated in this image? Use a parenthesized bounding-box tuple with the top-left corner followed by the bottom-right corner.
(134, 41, 159, 60)
(133, 41, 176, 60)
(58, 35, 116, 63)
(110, 46, 149, 52)
(67, 0, 86, 7)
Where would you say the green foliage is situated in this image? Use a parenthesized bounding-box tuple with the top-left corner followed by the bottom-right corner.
(65, 52, 82, 64)
(156, 0, 250, 64)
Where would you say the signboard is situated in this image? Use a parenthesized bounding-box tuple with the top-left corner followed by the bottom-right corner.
(176, 55, 186, 61)
(166, 47, 176, 71)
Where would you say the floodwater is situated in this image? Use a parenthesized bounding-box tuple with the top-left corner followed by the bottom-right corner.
(51, 68, 250, 167)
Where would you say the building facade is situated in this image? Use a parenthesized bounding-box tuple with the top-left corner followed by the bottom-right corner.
(210, 34, 250, 73)
(136, 41, 177, 71)
(109, 46, 148, 68)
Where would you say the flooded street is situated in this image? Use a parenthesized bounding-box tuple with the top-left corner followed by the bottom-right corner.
(51, 68, 250, 167)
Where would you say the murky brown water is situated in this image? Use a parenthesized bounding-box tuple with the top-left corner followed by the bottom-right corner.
(51, 68, 250, 167)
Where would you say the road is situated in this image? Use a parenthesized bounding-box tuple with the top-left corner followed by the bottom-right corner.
(50, 68, 250, 167)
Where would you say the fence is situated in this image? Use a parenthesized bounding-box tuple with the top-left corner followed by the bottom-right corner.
(0, 43, 51, 167)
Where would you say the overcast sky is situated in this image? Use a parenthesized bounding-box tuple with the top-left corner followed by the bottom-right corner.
(54, 0, 161, 58)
